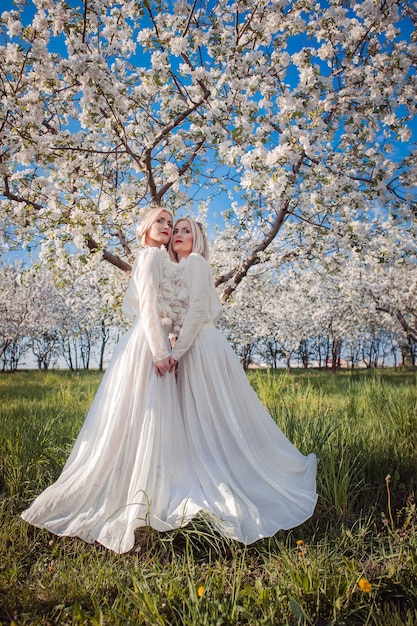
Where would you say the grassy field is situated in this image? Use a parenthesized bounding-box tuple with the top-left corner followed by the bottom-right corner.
(1, 368, 417, 625)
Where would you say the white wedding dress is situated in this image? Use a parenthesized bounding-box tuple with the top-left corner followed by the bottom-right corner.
(171, 253, 317, 544)
(21, 247, 204, 554)
(22, 248, 317, 552)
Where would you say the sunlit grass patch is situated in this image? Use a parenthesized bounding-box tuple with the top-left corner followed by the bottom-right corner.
(1, 368, 416, 624)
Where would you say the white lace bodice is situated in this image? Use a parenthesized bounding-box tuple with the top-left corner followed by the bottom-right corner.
(171, 253, 223, 361)
(122, 246, 186, 361)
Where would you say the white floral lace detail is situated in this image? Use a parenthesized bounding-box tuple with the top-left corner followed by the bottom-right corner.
(157, 247, 187, 335)
(171, 259, 188, 335)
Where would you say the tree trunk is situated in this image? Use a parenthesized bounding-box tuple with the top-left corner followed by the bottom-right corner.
(331, 339, 342, 373)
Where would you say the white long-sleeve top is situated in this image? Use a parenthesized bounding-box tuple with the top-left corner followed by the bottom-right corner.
(171, 253, 223, 361)
(122, 246, 176, 362)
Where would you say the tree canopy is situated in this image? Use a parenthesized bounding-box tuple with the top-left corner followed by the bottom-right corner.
(1, 0, 416, 293)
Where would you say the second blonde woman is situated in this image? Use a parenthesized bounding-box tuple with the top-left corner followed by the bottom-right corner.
(170, 218, 318, 544)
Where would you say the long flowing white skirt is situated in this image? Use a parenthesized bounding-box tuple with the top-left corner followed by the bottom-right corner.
(21, 317, 204, 554)
(175, 325, 318, 544)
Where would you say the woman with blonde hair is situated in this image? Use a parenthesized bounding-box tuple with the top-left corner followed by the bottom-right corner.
(170, 217, 317, 544)
(22, 207, 203, 553)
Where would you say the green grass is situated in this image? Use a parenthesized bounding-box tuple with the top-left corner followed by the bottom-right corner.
(1, 368, 417, 625)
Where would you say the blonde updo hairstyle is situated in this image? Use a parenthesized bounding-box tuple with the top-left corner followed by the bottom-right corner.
(136, 206, 174, 247)
(169, 217, 210, 262)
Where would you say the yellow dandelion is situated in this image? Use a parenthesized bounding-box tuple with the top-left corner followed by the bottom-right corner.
(358, 578, 372, 593)
(197, 585, 204, 598)
(296, 539, 304, 546)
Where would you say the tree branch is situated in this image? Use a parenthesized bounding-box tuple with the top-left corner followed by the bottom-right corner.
(3, 176, 43, 216)
(82, 0, 88, 44)
(182, 0, 199, 37)
(376, 304, 417, 343)
(86, 236, 132, 273)
(156, 139, 205, 201)
(115, 228, 132, 259)
(3, 176, 132, 273)
(215, 153, 306, 297)
(235, 2, 261, 45)
(215, 198, 290, 297)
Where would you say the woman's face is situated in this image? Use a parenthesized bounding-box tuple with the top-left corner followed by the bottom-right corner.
(145, 210, 173, 247)
(172, 220, 193, 260)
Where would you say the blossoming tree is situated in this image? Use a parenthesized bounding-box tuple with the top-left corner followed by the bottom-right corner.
(0, 261, 32, 369)
(217, 193, 416, 367)
(1, 0, 416, 297)
(0, 256, 127, 370)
